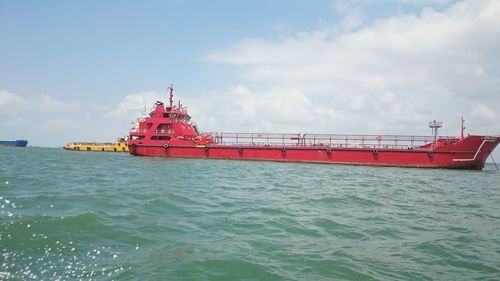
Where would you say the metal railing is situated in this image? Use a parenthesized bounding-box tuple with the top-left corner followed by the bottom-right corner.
(128, 129, 459, 149)
(155, 129, 175, 134)
(208, 132, 455, 149)
(66, 142, 115, 146)
(129, 129, 180, 134)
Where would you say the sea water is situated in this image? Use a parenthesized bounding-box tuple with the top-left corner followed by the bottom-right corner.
(1, 147, 499, 280)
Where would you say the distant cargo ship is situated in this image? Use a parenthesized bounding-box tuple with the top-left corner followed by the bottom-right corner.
(127, 86, 500, 170)
(0, 140, 28, 147)
(64, 138, 128, 152)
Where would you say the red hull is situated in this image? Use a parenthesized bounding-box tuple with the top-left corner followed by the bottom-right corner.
(129, 135, 499, 170)
(127, 87, 500, 170)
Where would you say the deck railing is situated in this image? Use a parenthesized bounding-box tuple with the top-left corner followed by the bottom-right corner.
(129, 129, 181, 134)
(66, 142, 115, 146)
(128, 129, 458, 149)
(208, 132, 456, 149)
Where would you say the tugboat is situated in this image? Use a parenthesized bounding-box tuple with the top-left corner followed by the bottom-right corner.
(127, 86, 500, 170)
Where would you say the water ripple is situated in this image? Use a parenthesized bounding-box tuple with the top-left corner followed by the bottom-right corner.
(1, 147, 500, 280)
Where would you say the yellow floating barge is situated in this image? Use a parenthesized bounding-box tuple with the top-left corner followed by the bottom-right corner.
(64, 138, 129, 152)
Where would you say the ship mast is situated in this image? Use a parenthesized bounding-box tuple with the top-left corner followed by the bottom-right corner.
(461, 116, 465, 139)
(168, 84, 174, 109)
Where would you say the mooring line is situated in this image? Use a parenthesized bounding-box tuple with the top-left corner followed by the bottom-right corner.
(491, 154, 499, 171)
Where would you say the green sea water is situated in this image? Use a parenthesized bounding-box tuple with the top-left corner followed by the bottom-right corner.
(1, 147, 500, 280)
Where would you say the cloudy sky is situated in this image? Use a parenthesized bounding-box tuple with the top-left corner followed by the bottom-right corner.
(1, 0, 499, 159)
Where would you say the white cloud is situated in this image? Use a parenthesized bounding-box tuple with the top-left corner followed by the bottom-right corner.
(396, 0, 456, 5)
(0, 90, 90, 146)
(104, 91, 163, 119)
(471, 103, 496, 120)
(0, 90, 81, 113)
(41, 118, 74, 130)
(186, 85, 321, 133)
(203, 0, 500, 136)
(330, 1, 365, 32)
(0, 90, 27, 112)
(184, 84, 424, 136)
(36, 95, 80, 111)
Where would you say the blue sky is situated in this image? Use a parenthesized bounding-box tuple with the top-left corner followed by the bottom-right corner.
(1, 0, 342, 101)
(1, 0, 499, 161)
(1, 0, 459, 102)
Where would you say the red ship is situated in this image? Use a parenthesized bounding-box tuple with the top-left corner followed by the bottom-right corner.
(128, 86, 500, 170)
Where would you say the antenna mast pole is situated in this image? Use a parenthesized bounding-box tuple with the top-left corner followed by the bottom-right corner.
(461, 116, 465, 139)
(168, 84, 174, 109)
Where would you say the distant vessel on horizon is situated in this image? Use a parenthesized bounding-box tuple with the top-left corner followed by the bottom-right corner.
(0, 140, 28, 147)
(127, 86, 500, 170)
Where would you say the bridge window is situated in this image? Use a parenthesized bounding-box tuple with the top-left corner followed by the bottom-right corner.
(151, 136, 172, 140)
